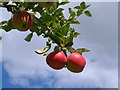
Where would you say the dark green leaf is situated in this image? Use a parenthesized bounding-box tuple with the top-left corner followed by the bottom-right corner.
(1, 19, 14, 32)
(30, 24, 42, 36)
(59, 2, 69, 5)
(69, 8, 76, 18)
(48, 33, 61, 46)
(85, 5, 90, 9)
(54, 46, 61, 52)
(61, 24, 70, 35)
(65, 34, 73, 47)
(0, 36, 2, 40)
(46, 2, 59, 14)
(0, 21, 8, 26)
(80, 2, 86, 10)
(74, 6, 80, 9)
(54, 8, 64, 16)
(54, 32, 65, 43)
(84, 11, 92, 17)
(73, 32, 80, 37)
(70, 20, 80, 24)
(77, 10, 83, 16)
(24, 33, 33, 42)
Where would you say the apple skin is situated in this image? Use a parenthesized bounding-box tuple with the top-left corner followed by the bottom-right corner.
(66, 53, 86, 73)
(12, 11, 34, 31)
(39, 2, 54, 8)
(46, 52, 67, 70)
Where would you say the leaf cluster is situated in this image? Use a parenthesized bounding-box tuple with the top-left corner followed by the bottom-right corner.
(0, 1, 91, 55)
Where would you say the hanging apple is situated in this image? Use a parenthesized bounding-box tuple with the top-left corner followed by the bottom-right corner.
(66, 53, 86, 73)
(12, 11, 34, 31)
(46, 52, 67, 70)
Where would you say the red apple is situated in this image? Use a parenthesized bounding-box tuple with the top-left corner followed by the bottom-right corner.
(46, 52, 67, 70)
(67, 53, 86, 73)
(12, 11, 34, 31)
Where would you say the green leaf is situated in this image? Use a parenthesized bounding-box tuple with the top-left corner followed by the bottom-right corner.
(71, 20, 80, 24)
(47, 33, 61, 46)
(66, 46, 75, 53)
(61, 24, 70, 35)
(46, 2, 59, 14)
(84, 11, 92, 17)
(51, 22, 59, 28)
(69, 8, 76, 18)
(0, 21, 7, 26)
(64, 28, 80, 47)
(65, 36, 73, 47)
(85, 5, 90, 9)
(77, 10, 83, 16)
(73, 32, 80, 37)
(54, 8, 64, 16)
(1, 19, 14, 32)
(54, 32, 65, 43)
(35, 46, 50, 54)
(59, 2, 69, 5)
(30, 24, 42, 36)
(0, 36, 2, 40)
(75, 48, 90, 54)
(80, 2, 86, 10)
(41, 54, 48, 58)
(40, 14, 54, 23)
(24, 33, 33, 42)
(35, 40, 52, 54)
(46, 21, 53, 27)
(74, 6, 80, 9)
(54, 46, 61, 52)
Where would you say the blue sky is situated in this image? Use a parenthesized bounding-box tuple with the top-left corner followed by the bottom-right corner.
(0, 1, 118, 88)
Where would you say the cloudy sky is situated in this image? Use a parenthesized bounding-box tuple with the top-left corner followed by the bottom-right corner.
(0, 1, 118, 88)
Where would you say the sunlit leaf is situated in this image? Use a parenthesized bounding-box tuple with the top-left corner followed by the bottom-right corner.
(75, 48, 90, 54)
(35, 46, 51, 54)
(35, 40, 52, 54)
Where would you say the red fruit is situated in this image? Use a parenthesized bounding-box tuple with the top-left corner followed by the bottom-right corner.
(12, 11, 34, 31)
(46, 52, 67, 70)
(67, 53, 86, 73)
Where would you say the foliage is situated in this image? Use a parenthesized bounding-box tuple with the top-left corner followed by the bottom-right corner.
(0, 1, 91, 56)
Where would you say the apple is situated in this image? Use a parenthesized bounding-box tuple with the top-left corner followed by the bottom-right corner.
(12, 11, 34, 31)
(46, 52, 67, 70)
(66, 53, 86, 73)
(39, 0, 55, 8)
